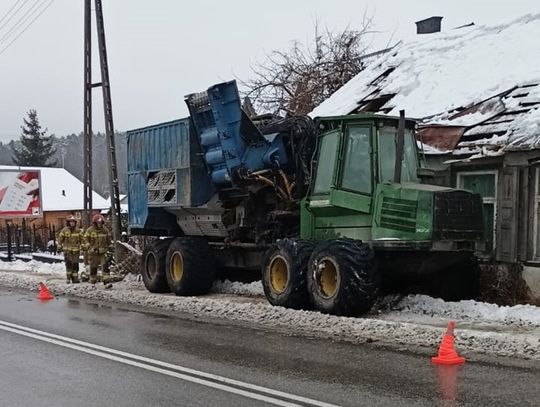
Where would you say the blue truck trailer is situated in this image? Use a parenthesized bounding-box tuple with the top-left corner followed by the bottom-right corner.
(128, 80, 318, 295)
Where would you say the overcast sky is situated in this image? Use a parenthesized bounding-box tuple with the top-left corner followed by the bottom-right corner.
(0, 0, 538, 141)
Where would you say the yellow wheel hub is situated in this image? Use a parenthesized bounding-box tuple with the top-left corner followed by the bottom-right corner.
(171, 252, 184, 282)
(269, 256, 289, 294)
(318, 258, 338, 298)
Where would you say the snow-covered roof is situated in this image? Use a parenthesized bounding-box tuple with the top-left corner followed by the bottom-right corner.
(311, 14, 540, 157)
(0, 165, 110, 211)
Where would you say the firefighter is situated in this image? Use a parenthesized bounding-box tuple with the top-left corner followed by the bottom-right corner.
(84, 214, 113, 288)
(57, 215, 83, 284)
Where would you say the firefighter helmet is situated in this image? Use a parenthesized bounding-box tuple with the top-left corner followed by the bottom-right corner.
(92, 214, 105, 225)
(66, 215, 77, 225)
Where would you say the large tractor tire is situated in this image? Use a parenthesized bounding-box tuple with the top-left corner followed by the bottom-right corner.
(165, 237, 216, 296)
(141, 239, 172, 293)
(262, 239, 315, 309)
(307, 239, 378, 317)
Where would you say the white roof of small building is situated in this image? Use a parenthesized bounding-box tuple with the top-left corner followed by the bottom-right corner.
(0, 165, 110, 211)
(311, 14, 540, 156)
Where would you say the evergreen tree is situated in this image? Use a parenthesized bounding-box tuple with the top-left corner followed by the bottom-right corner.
(12, 109, 56, 166)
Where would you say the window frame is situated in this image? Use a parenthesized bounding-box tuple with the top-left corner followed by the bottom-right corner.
(377, 126, 419, 184)
(311, 129, 341, 196)
(457, 170, 498, 250)
(337, 124, 373, 196)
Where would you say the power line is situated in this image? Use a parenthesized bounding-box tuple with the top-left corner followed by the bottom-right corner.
(0, 0, 55, 57)
(0, 0, 24, 26)
(0, 0, 31, 31)
(0, 0, 44, 45)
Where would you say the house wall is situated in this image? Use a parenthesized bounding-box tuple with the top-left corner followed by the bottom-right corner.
(7, 210, 102, 229)
(425, 152, 540, 303)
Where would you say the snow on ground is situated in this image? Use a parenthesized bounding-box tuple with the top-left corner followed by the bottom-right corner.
(382, 294, 540, 328)
(0, 261, 538, 362)
(0, 260, 65, 275)
(211, 279, 264, 296)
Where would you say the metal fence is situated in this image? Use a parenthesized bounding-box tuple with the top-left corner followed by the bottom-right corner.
(0, 222, 58, 258)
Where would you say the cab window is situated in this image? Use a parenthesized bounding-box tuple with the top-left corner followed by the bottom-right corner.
(340, 125, 372, 195)
(312, 130, 339, 194)
(378, 127, 419, 183)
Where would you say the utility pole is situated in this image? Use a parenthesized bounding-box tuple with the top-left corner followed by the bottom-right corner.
(95, 0, 122, 246)
(82, 0, 122, 254)
(83, 0, 92, 227)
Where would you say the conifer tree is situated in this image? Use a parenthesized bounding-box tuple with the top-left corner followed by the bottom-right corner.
(12, 109, 56, 166)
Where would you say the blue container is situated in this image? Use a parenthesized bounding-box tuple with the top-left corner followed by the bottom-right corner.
(127, 118, 213, 231)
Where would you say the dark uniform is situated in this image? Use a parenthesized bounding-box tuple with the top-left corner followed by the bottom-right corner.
(84, 215, 112, 287)
(57, 217, 83, 283)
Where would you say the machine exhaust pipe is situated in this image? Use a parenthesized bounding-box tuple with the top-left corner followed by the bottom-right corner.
(394, 110, 406, 183)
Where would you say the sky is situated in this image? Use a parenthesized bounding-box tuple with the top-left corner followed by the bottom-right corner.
(0, 0, 538, 142)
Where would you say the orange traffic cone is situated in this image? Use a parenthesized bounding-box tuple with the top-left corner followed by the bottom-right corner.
(432, 321, 465, 365)
(38, 282, 54, 301)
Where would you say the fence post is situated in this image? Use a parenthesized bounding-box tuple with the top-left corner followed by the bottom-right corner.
(21, 218, 26, 249)
(6, 222, 12, 262)
(52, 225, 57, 255)
(15, 225, 21, 255)
(32, 224, 36, 252)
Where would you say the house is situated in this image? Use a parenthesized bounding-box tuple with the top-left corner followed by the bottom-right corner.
(311, 14, 540, 303)
(0, 165, 110, 249)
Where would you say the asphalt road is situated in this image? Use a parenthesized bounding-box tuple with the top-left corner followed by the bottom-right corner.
(0, 286, 538, 407)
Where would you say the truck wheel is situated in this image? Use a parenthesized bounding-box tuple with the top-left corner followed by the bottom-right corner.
(307, 239, 378, 316)
(165, 237, 216, 296)
(262, 239, 315, 309)
(141, 239, 171, 293)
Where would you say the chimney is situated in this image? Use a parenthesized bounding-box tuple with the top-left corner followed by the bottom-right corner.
(415, 16, 443, 34)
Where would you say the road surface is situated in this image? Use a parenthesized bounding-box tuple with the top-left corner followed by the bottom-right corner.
(0, 286, 538, 406)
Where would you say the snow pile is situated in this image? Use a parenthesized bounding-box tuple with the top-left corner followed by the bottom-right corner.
(507, 105, 540, 148)
(385, 295, 540, 327)
(0, 268, 538, 361)
(211, 279, 264, 296)
(0, 260, 65, 275)
(120, 273, 145, 289)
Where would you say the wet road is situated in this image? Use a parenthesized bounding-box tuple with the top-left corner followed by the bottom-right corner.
(0, 286, 538, 407)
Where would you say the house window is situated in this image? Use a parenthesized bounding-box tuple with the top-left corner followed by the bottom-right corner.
(534, 168, 540, 260)
(457, 171, 497, 251)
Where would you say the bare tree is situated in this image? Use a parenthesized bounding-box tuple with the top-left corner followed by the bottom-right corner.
(242, 16, 376, 116)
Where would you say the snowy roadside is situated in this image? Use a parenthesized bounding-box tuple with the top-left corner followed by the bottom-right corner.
(0, 260, 538, 362)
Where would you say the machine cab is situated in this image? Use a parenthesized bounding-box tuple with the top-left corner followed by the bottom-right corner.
(302, 114, 483, 247)
(308, 114, 418, 212)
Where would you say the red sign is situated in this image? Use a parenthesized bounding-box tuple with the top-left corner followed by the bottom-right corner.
(0, 170, 42, 218)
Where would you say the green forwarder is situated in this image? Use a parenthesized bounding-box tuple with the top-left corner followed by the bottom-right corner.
(265, 113, 484, 315)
